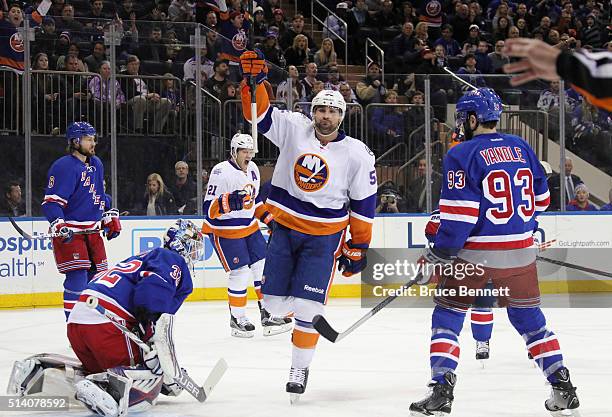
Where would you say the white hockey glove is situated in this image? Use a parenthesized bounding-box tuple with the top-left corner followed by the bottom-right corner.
(142, 349, 162, 376)
(416, 247, 455, 285)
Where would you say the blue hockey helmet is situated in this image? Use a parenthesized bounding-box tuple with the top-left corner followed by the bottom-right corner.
(164, 219, 205, 264)
(456, 88, 503, 125)
(66, 122, 97, 144)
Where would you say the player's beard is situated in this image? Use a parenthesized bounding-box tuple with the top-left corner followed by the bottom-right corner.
(314, 119, 338, 136)
(77, 144, 95, 157)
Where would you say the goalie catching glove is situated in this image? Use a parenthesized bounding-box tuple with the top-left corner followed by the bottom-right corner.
(240, 50, 268, 84)
(337, 240, 368, 277)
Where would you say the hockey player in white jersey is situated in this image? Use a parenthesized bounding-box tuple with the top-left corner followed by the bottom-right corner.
(203, 133, 292, 337)
(240, 50, 377, 402)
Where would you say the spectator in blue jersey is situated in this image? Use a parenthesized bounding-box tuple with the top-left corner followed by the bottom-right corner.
(433, 25, 461, 57)
(475, 41, 493, 74)
(456, 54, 487, 93)
(136, 173, 177, 216)
(0, 181, 25, 217)
(600, 189, 612, 211)
(369, 90, 406, 156)
(567, 184, 598, 211)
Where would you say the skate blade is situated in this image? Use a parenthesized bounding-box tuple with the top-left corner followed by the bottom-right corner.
(410, 410, 449, 417)
(230, 329, 255, 338)
(550, 409, 581, 417)
(263, 323, 292, 337)
(289, 393, 301, 405)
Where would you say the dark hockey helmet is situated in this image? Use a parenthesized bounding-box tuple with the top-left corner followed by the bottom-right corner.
(66, 122, 97, 144)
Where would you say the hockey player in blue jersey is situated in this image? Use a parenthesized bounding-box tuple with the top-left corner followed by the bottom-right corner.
(425, 209, 495, 363)
(42, 122, 122, 320)
(8, 220, 203, 417)
(410, 88, 579, 416)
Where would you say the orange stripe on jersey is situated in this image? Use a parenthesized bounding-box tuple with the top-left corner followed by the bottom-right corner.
(268, 205, 348, 236)
(228, 294, 247, 307)
(207, 198, 223, 220)
(254, 288, 263, 301)
(348, 215, 373, 245)
(212, 235, 231, 272)
(254, 202, 269, 220)
(205, 221, 260, 239)
(241, 81, 270, 120)
(572, 84, 612, 111)
(292, 329, 320, 349)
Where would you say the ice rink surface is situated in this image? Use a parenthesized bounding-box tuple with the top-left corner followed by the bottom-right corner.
(0, 296, 609, 417)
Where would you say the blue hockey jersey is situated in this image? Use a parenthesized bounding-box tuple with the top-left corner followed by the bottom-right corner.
(41, 155, 111, 230)
(434, 132, 550, 255)
(68, 248, 193, 326)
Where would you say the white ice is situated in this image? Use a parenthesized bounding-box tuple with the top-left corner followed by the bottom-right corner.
(0, 296, 609, 417)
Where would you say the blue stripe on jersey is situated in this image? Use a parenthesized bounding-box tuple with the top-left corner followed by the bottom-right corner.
(204, 217, 256, 227)
(268, 185, 348, 219)
(349, 194, 377, 219)
(228, 288, 247, 295)
(259, 107, 274, 134)
(294, 318, 314, 329)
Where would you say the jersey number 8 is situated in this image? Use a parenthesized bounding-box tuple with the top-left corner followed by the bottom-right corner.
(483, 169, 534, 225)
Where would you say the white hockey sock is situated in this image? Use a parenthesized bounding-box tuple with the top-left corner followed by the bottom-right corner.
(291, 299, 324, 369)
(250, 259, 265, 303)
(228, 266, 250, 318)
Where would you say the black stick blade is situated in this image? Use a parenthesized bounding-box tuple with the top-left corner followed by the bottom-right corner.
(9, 217, 33, 239)
(312, 314, 340, 343)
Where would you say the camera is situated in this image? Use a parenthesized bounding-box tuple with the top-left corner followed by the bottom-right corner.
(381, 193, 396, 204)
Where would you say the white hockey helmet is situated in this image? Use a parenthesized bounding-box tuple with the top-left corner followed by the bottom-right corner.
(310, 89, 346, 124)
(230, 133, 255, 160)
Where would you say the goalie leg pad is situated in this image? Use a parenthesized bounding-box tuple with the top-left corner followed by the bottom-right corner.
(7, 353, 85, 396)
(151, 314, 181, 381)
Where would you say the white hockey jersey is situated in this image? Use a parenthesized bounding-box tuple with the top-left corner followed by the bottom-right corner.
(241, 83, 377, 245)
(202, 160, 269, 239)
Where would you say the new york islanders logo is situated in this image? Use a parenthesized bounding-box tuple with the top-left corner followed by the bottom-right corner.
(293, 154, 329, 192)
(242, 183, 256, 209)
(232, 30, 247, 52)
(10, 32, 24, 53)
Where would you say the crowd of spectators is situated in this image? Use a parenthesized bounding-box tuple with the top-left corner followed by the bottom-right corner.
(0, 0, 611, 214)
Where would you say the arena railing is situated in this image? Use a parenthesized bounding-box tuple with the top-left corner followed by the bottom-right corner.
(311, 0, 348, 80)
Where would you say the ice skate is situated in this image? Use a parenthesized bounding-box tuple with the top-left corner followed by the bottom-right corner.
(545, 368, 580, 416)
(409, 372, 456, 416)
(75, 379, 121, 417)
(286, 367, 309, 404)
(230, 315, 255, 338)
(475, 340, 490, 367)
(259, 301, 292, 336)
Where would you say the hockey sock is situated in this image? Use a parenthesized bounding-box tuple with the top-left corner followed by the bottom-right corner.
(228, 266, 250, 318)
(470, 308, 494, 342)
(63, 269, 88, 321)
(430, 305, 466, 384)
(507, 307, 564, 383)
(250, 259, 265, 303)
(291, 299, 323, 369)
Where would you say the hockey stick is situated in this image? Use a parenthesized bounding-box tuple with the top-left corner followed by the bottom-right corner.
(443, 66, 511, 109)
(537, 255, 612, 279)
(313, 275, 422, 343)
(85, 296, 227, 403)
(8, 216, 101, 240)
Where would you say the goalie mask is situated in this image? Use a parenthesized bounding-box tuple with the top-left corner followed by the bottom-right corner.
(454, 88, 502, 142)
(164, 220, 205, 266)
